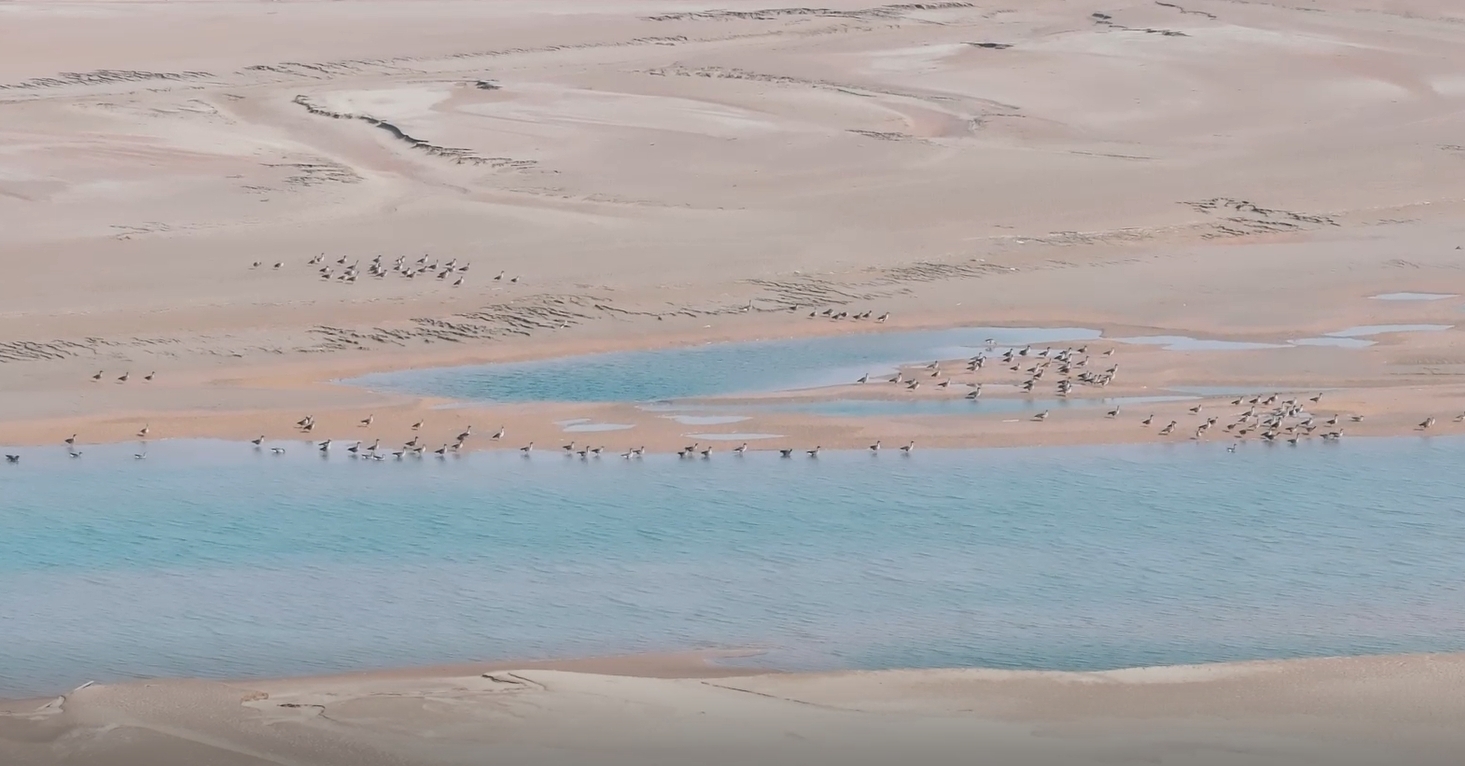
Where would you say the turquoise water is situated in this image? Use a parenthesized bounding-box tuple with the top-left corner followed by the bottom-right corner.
(349, 326, 1101, 403)
(728, 395, 1194, 418)
(4, 437, 1465, 697)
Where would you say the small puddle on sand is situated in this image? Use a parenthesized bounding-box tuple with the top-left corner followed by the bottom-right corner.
(1371, 293, 1457, 301)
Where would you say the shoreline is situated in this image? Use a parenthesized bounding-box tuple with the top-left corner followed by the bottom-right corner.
(4, 311, 1465, 455)
(3, 647, 1457, 708)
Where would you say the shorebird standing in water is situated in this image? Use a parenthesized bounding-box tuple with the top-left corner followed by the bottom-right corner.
(5, 455, 19, 463)
(900, 441, 915, 455)
(869, 440, 881, 453)
(779, 448, 794, 458)
(271, 447, 286, 455)
(734, 443, 748, 455)
(520, 442, 534, 454)
(806, 446, 821, 458)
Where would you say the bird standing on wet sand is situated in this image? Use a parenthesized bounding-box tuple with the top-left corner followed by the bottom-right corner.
(1032, 410, 1049, 422)
(64, 434, 77, 446)
(360, 415, 374, 427)
(492, 426, 505, 440)
(1419, 417, 1436, 430)
(117, 372, 130, 383)
(91, 370, 103, 382)
(137, 424, 149, 438)
(144, 372, 154, 382)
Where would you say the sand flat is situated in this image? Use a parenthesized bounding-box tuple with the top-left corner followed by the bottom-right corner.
(3, 654, 1464, 765)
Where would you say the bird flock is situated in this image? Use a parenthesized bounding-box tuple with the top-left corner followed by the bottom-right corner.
(5, 339, 1461, 468)
(250, 252, 522, 288)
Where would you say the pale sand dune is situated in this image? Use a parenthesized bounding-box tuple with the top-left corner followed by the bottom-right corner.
(3, 653, 1464, 765)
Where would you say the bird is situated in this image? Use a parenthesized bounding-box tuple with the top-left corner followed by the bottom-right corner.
(1142, 415, 1154, 426)
(562, 441, 576, 454)
(491, 426, 505, 440)
(4, 455, 18, 463)
(347, 442, 361, 454)
(68, 450, 82, 459)
(734, 443, 748, 455)
(411, 420, 424, 431)
(273, 262, 283, 269)
(779, 448, 795, 458)
(900, 441, 915, 454)
(856, 373, 869, 384)
(137, 424, 149, 438)
(117, 372, 130, 383)
(91, 370, 103, 382)
(271, 447, 286, 455)
(434, 445, 448, 456)
(133, 452, 147, 460)
(495, 271, 505, 281)
(359, 415, 374, 427)
(1419, 417, 1436, 430)
(318, 439, 332, 451)
(1031, 410, 1049, 422)
(520, 442, 534, 454)
(806, 446, 821, 457)
(1226, 444, 1237, 453)
(1309, 393, 1323, 404)
(699, 446, 712, 458)
(869, 440, 881, 452)
(144, 372, 154, 382)
(1105, 406, 1120, 418)
(64, 434, 77, 446)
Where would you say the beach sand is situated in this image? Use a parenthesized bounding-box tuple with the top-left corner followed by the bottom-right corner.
(5, 0, 1465, 762)
(3, 0, 1465, 453)
(4, 652, 1465, 765)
